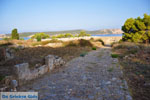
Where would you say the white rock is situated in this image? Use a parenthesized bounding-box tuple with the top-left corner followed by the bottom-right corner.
(112, 77, 117, 81)
(105, 81, 111, 85)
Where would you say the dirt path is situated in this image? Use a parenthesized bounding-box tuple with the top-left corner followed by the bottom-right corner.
(19, 47, 132, 100)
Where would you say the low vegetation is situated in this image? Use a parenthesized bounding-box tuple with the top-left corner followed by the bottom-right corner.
(31, 33, 50, 41)
(92, 47, 96, 50)
(112, 42, 150, 100)
(111, 54, 119, 58)
(51, 31, 91, 39)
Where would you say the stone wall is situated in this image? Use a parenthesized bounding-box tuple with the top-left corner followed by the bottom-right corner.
(13, 55, 65, 85)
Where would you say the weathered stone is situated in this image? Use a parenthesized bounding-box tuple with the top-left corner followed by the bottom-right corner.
(13, 55, 65, 85)
(6, 48, 14, 60)
(14, 63, 30, 80)
(10, 80, 18, 91)
(17, 45, 25, 50)
(45, 55, 55, 71)
(45, 55, 65, 71)
(105, 81, 111, 85)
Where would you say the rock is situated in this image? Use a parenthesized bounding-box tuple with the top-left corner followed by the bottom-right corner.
(5, 48, 14, 60)
(123, 56, 128, 59)
(14, 63, 30, 79)
(45, 55, 55, 71)
(28, 90, 35, 92)
(17, 45, 25, 50)
(4, 76, 13, 86)
(10, 80, 18, 91)
(0, 86, 8, 92)
(144, 82, 150, 87)
(112, 77, 117, 81)
(129, 54, 135, 57)
(45, 55, 65, 71)
(105, 81, 111, 85)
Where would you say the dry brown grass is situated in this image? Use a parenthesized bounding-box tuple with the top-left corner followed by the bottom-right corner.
(113, 42, 150, 100)
(0, 39, 99, 77)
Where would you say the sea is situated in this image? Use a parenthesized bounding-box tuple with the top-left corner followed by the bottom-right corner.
(0, 34, 122, 40)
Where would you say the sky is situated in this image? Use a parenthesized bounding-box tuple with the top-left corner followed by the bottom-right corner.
(0, 0, 150, 34)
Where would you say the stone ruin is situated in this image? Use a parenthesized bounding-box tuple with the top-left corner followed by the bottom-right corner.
(0, 49, 65, 91)
(13, 55, 65, 85)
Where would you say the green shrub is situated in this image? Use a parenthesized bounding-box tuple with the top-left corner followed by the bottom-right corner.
(36, 36, 41, 41)
(32, 33, 49, 41)
(107, 67, 114, 72)
(78, 31, 91, 37)
(19, 38, 24, 40)
(3, 38, 11, 41)
(52, 33, 74, 38)
(92, 47, 96, 50)
(111, 54, 119, 58)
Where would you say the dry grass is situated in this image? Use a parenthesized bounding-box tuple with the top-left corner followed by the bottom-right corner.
(0, 39, 99, 78)
(113, 42, 150, 100)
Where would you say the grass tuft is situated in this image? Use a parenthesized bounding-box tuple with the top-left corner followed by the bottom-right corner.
(111, 54, 119, 58)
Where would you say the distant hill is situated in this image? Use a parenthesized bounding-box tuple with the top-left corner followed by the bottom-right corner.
(6, 29, 123, 37)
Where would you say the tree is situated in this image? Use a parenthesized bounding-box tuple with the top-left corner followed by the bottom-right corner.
(122, 13, 150, 43)
(143, 13, 150, 29)
(11, 28, 19, 40)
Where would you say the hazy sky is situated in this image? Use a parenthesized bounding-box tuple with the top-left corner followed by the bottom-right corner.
(0, 0, 150, 34)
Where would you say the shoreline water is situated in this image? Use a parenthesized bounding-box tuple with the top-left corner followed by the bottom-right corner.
(0, 34, 122, 40)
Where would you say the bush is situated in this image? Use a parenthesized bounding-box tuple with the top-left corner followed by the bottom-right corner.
(78, 31, 91, 37)
(19, 38, 25, 40)
(2, 38, 11, 41)
(32, 33, 49, 41)
(51, 33, 73, 38)
(11, 28, 19, 40)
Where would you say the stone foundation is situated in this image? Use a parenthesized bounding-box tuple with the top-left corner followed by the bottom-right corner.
(13, 55, 65, 85)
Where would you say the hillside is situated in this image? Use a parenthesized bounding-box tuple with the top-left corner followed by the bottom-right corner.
(7, 29, 123, 37)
